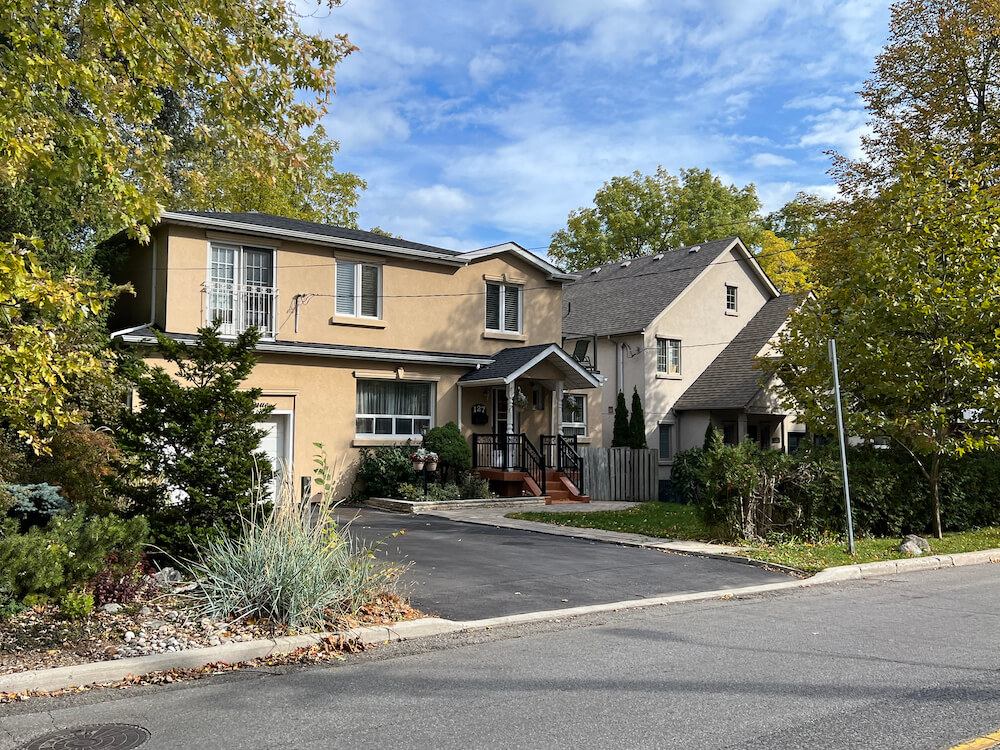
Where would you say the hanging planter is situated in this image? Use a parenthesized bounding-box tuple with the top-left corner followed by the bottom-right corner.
(425, 460, 438, 472)
(410, 449, 438, 473)
(512, 387, 529, 411)
(411, 460, 425, 472)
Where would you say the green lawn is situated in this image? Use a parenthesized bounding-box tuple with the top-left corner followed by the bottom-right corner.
(507, 502, 1000, 574)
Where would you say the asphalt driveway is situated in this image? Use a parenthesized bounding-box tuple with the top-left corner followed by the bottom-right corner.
(337, 508, 790, 620)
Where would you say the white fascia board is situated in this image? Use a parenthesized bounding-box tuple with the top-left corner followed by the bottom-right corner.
(459, 243, 578, 282)
(117, 332, 494, 368)
(504, 344, 602, 388)
(160, 212, 468, 268)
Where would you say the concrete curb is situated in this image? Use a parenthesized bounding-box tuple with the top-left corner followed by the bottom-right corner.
(3, 548, 996, 697)
(364, 497, 545, 514)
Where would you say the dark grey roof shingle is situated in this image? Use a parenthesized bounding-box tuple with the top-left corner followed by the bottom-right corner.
(169, 211, 461, 257)
(672, 294, 799, 411)
(458, 343, 554, 382)
(561, 237, 742, 337)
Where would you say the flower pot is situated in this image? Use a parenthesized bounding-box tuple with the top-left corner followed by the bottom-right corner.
(412, 460, 425, 472)
(425, 461, 438, 472)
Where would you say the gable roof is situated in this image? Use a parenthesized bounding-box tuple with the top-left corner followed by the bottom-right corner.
(458, 343, 601, 389)
(159, 211, 466, 266)
(672, 294, 799, 411)
(562, 237, 775, 337)
(459, 242, 579, 282)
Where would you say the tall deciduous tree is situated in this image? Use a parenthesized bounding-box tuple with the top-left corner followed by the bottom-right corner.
(768, 154, 1000, 538)
(756, 231, 812, 293)
(549, 167, 764, 271)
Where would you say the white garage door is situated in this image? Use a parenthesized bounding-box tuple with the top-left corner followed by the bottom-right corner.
(255, 413, 291, 502)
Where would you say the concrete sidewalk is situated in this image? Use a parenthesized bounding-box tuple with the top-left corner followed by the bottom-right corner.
(425, 501, 745, 557)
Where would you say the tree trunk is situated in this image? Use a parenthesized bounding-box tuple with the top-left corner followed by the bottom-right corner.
(930, 453, 943, 540)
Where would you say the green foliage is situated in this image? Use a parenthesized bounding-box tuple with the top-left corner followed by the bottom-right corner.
(423, 422, 472, 482)
(185, 495, 397, 629)
(549, 166, 764, 271)
(627, 387, 648, 449)
(2, 483, 70, 531)
(461, 474, 493, 500)
(356, 444, 414, 499)
(0, 510, 149, 601)
(611, 392, 631, 448)
(703, 424, 724, 451)
(396, 483, 424, 503)
(117, 325, 272, 556)
(60, 589, 95, 621)
(770, 153, 1000, 537)
(668, 448, 708, 505)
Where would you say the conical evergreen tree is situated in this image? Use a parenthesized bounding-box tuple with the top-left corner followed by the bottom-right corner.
(611, 391, 630, 447)
(704, 423, 724, 451)
(628, 386, 648, 449)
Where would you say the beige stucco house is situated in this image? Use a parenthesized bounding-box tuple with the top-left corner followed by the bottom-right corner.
(108, 211, 601, 501)
(561, 236, 804, 487)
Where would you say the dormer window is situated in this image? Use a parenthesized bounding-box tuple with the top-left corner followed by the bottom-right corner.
(336, 260, 381, 319)
(485, 281, 521, 334)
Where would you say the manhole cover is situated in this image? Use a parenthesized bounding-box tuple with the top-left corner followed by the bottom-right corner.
(19, 724, 150, 750)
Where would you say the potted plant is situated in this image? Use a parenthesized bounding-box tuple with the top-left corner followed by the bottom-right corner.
(512, 387, 529, 411)
(411, 448, 438, 472)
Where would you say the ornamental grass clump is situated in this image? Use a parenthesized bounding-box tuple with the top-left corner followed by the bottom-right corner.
(187, 459, 400, 630)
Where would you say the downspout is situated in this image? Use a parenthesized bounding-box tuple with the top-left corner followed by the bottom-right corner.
(110, 233, 158, 339)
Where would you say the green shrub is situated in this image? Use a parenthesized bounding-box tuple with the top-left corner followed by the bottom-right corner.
(668, 448, 707, 504)
(397, 482, 424, 502)
(356, 444, 414, 499)
(0, 509, 149, 601)
(461, 474, 493, 499)
(426, 484, 462, 503)
(423, 422, 472, 482)
(628, 387, 647, 449)
(3, 483, 71, 531)
(186, 492, 399, 629)
(60, 589, 95, 620)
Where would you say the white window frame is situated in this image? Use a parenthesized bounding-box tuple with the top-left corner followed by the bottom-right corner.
(561, 393, 587, 437)
(207, 243, 277, 339)
(485, 281, 523, 334)
(336, 260, 382, 319)
(657, 338, 681, 375)
(658, 423, 672, 461)
(725, 284, 738, 313)
(355, 379, 434, 439)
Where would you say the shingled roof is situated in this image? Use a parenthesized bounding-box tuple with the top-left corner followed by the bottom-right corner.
(672, 294, 799, 411)
(561, 237, 747, 337)
(164, 211, 461, 258)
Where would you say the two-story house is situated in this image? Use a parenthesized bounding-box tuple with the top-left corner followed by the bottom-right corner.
(108, 211, 601, 501)
(561, 236, 804, 487)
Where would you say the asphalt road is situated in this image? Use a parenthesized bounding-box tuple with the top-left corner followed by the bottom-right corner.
(3, 565, 999, 749)
(336, 508, 789, 619)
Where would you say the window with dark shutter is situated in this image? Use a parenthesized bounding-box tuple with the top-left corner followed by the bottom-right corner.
(485, 283, 501, 330)
(486, 282, 521, 334)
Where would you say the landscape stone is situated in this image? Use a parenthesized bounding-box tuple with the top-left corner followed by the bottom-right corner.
(101, 603, 123, 614)
(898, 534, 931, 556)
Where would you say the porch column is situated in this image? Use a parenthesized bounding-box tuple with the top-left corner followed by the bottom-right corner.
(555, 381, 564, 436)
(506, 381, 515, 435)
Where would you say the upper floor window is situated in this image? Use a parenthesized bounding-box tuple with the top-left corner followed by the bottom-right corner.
(657, 338, 681, 375)
(207, 244, 276, 338)
(561, 394, 587, 437)
(355, 379, 433, 438)
(336, 260, 381, 318)
(725, 285, 738, 313)
(485, 282, 521, 334)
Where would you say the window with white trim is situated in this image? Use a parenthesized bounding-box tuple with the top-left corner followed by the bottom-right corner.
(355, 380, 433, 438)
(658, 424, 672, 461)
(725, 284, 738, 312)
(657, 338, 681, 374)
(561, 394, 587, 437)
(336, 260, 381, 318)
(485, 282, 522, 334)
(207, 244, 276, 338)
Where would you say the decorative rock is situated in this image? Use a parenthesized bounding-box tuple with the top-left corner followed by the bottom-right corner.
(124, 631, 135, 642)
(138, 606, 152, 616)
(101, 603, 123, 614)
(152, 566, 185, 586)
(899, 534, 931, 556)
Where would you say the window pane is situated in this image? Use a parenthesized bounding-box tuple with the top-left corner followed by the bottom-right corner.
(657, 339, 667, 372)
(414, 418, 430, 434)
(374, 417, 393, 435)
(356, 417, 374, 434)
(336, 261, 356, 315)
(669, 340, 681, 374)
(504, 285, 520, 332)
(485, 283, 500, 330)
(360, 264, 379, 317)
(564, 425, 585, 437)
(395, 417, 413, 435)
(244, 248, 273, 287)
(659, 425, 671, 460)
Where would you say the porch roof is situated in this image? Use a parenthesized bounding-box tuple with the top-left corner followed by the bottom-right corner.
(458, 343, 601, 389)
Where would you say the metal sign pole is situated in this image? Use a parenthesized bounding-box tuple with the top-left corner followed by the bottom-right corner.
(828, 338, 856, 555)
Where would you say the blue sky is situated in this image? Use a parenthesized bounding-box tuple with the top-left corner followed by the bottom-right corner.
(308, 0, 891, 253)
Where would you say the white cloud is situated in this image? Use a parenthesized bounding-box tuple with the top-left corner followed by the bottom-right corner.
(751, 153, 797, 169)
(798, 107, 871, 159)
(409, 184, 473, 214)
(468, 52, 508, 86)
(784, 94, 849, 110)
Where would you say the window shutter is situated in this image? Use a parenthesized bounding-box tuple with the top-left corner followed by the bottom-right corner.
(336, 261, 356, 315)
(360, 264, 379, 317)
(504, 285, 520, 332)
(485, 283, 500, 330)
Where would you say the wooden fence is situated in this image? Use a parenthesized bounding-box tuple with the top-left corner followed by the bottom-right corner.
(579, 447, 658, 502)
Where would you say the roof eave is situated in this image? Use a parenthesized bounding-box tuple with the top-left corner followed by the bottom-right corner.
(159, 211, 468, 268)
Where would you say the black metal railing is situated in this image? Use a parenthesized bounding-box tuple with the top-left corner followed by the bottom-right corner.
(555, 434, 583, 495)
(472, 433, 546, 496)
